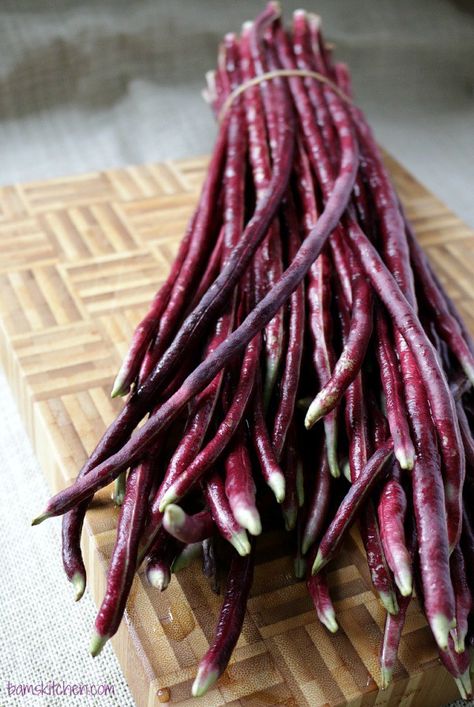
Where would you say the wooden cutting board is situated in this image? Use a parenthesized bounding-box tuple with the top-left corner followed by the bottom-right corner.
(0, 153, 472, 707)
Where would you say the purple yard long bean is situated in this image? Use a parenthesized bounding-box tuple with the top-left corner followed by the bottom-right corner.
(378, 463, 412, 597)
(379, 522, 417, 688)
(192, 550, 255, 697)
(375, 309, 415, 469)
(345, 219, 465, 552)
(204, 471, 251, 556)
(240, 24, 285, 407)
(307, 571, 338, 633)
(162, 507, 214, 545)
(271, 196, 305, 460)
(406, 222, 474, 385)
(145, 528, 182, 591)
(90, 459, 153, 656)
(301, 445, 331, 555)
(33, 4, 474, 699)
(339, 275, 398, 614)
(450, 546, 472, 653)
(305, 269, 372, 428)
(281, 420, 299, 531)
(295, 140, 340, 477)
(251, 369, 286, 503)
(405, 344, 456, 650)
(312, 440, 394, 574)
(152, 333, 261, 517)
(224, 426, 261, 536)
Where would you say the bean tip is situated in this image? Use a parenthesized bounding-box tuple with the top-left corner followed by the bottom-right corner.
(110, 373, 129, 399)
(267, 1, 282, 19)
(451, 628, 465, 654)
(301, 535, 311, 556)
(380, 665, 393, 690)
(71, 572, 86, 602)
(311, 549, 325, 575)
(159, 488, 178, 513)
(293, 9, 307, 19)
(307, 12, 321, 30)
(395, 569, 413, 598)
(31, 511, 50, 526)
(341, 459, 352, 481)
(146, 566, 171, 592)
(294, 556, 306, 579)
(234, 506, 262, 536)
(395, 446, 415, 471)
(379, 590, 399, 616)
(191, 665, 219, 698)
(112, 474, 126, 506)
(268, 472, 285, 503)
(329, 464, 341, 479)
(283, 507, 297, 531)
(430, 613, 452, 651)
(230, 530, 251, 556)
(455, 669, 472, 700)
(296, 463, 305, 507)
(463, 363, 474, 389)
(327, 448, 341, 479)
(320, 607, 339, 634)
(304, 399, 321, 429)
(163, 504, 186, 531)
(172, 542, 202, 573)
(296, 396, 312, 412)
(89, 631, 109, 658)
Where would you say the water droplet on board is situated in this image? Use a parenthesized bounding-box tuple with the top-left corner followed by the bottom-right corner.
(160, 600, 195, 641)
(157, 686, 170, 703)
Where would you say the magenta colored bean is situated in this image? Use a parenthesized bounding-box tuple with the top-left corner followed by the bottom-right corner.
(90, 459, 153, 656)
(406, 222, 474, 385)
(301, 446, 331, 555)
(224, 426, 261, 537)
(307, 570, 338, 633)
(281, 421, 299, 531)
(204, 471, 250, 556)
(163, 507, 214, 545)
(345, 219, 464, 551)
(271, 196, 305, 460)
(192, 549, 254, 697)
(406, 346, 456, 650)
(438, 637, 472, 699)
(112, 216, 193, 398)
(305, 269, 373, 427)
(240, 24, 284, 406)
(296, 141, 339, 477)
(251, 370, 286, 503)
(145, 527, 182, 591)
(312, 440, 394, 574)
(36, 2, 359, 523)
(450, 546, 472, 653)
(375, 309, 415, 469)
(378, 469, 412, 597)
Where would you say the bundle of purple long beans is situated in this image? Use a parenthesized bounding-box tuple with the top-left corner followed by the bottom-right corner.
(33, 3, 474, 699)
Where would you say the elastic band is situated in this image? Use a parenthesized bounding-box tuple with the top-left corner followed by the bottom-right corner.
(218, 68, 351, 123)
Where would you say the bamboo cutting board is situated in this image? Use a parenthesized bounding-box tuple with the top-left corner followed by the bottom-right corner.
(0, 153, 472, 707)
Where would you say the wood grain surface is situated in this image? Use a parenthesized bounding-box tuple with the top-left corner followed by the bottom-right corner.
(0, 153, 472, 707)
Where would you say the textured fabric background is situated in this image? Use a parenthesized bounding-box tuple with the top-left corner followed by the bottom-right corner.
(0, 0, 473, 224)
(0, 1, 473, 706)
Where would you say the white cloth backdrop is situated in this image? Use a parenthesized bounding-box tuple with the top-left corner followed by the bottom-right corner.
(0, 1, 473, 706)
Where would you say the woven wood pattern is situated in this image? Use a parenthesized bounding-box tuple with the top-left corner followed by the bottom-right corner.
(0, 153, 472, 707)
